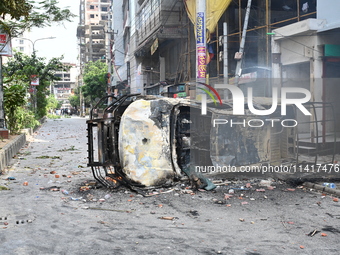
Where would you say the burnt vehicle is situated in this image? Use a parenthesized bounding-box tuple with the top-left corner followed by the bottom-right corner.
(87, 93, 300, 192)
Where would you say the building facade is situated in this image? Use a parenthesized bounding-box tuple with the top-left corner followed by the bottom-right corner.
(105, 0, 340, 155)
(114, 0, 187, 95)
(77, 0, 111, 64)
(52, 63, 78, 103)
(11, 33, 33, 56)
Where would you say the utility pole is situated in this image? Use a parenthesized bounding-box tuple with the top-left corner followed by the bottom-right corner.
(0, 33, 11, 137)
(105, 7, 114, 113)
(234, 0, 252, 86)
(223, 22, 228, 82)
(195, 0, 207, 100)
(0, 56, 5, 130)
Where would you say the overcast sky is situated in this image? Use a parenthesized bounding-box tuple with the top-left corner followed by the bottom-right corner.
(30, 0, 79, 64)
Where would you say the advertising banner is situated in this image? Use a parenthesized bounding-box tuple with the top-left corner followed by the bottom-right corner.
(0, 33, 12, 57)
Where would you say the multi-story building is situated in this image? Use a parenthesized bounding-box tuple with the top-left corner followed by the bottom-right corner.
(77, 0, 111, 65)
(11, 34, 33, 56)
(114, 0, 185, 95)
(109, 0, 340, 156)
(52, 63, 78, 103)
(77, 0, 112, 113)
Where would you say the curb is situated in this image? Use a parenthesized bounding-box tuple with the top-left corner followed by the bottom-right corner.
(0, 133, 26, 174)
(303, 182, 340, 197)
(0, 116, 46, 174)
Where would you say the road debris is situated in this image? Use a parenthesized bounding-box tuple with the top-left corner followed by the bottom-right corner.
(83, 207, 134, 213)
(307, 229, 320, 237)
(256, 188, 265, 192)
(159, 216, 176, 220)
(259, 180, 272, 187)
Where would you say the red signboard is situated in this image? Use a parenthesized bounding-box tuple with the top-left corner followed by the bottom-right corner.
(31, 75, 39, 86)
(0, 33, 12, 56)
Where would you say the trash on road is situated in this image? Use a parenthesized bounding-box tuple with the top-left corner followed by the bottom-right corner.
(70, 197, 82, 201)
(159, 216, 175, 220)
(323, 183, 336, 189)
(61, 189, 69, 195)
(307, 229, 320, 237)
(256, 188, 265, 192)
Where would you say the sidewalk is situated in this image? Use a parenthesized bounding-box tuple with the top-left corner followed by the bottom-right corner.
(0, 117, 339, 254)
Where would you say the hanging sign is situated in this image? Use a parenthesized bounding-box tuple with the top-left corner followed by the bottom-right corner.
(0, 33, 12, 57)
(31, 75, 39, 86)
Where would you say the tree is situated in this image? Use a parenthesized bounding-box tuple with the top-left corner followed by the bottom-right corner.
(46, 94, 60, 114)
(0, 0, 76, 37)
(69, 89, 80, 111)
(3, 51, 70, 119)
(0, 0, 75, 131)
(81, 61, 108, 106)
(3, 82, 27, 133)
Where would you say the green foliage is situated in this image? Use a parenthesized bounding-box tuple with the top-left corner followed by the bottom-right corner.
(36, 84, 48, 118)
(3, 52, 69, 122)
(15, 107, 39, 131)
(69, 94, 80, 109)
(6, 106, 39, 134)
(0, 0, 76, 37)
(81, 61, 108, 106)
(2, 65, 42, 133)
(0, 0, 32, 20)
(4, 52, 69, 84)
(47, 114, 61, 119)
(46, 94, 59, 113)
(3, 82, 27, 133)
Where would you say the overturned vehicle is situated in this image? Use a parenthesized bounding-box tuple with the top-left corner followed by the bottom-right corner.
(87, 94, 297, 192)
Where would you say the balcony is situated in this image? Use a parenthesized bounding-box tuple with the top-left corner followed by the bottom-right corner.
(90, 23, 104, 30)
(91, 32, 105, 39)
(91, 40, 105, 47)
(136, 0, 182, 46)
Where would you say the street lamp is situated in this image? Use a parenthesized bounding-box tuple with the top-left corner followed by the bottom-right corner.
(19, 36, 56, 55)
(18, 37, 56, 112)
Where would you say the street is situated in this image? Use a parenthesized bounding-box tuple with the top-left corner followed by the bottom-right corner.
(0, 117, 340, 255)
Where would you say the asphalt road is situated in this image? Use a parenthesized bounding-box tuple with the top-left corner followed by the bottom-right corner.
(0, 116, 340, 255)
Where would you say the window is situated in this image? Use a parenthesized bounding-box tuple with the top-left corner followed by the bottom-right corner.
(90, 14, 94, 18)
(101, 15, 108, 20)
(101, 7, 108, 11)
(19, 47, 24, 51)
(19, 40, 24, 44)
(90, 5, 94, 9)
